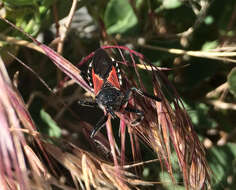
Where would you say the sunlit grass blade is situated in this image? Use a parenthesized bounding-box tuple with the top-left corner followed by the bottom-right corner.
(0, 17, 92, 94)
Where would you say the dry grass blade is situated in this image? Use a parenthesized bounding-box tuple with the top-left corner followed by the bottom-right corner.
(0, 57, 30, 190)
(138, 44, 236, 63)
(0, 57, 55, 190)
(0, 35, 45, 54)
(44, 141, 150, 190)
(154, 71, 211, 189)
(0, 56, 53, 189)
(145, 65, 211, 189)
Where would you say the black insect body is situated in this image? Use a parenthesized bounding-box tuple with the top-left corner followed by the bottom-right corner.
(79, 48, 161, 138)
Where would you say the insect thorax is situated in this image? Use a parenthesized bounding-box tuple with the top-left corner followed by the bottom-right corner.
(95, 84, 124, 112)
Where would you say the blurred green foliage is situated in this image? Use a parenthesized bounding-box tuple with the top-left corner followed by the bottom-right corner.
(40, 109, 61, 138)
(228, 68, 236, 98)
(1, 0, 236, 189)
(104, 0, 138, 34)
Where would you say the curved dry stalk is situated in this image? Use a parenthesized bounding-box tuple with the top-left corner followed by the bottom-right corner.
(137, 44, 236, 63)
(206, 82, 229, 98)
(106, 116, 119, 166)
(208, 100, 236, 110)
(56, 0, 78, 54)
(0, 35, 45, 54)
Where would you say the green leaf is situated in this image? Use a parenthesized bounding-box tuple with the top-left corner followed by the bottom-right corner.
(104, 0, 138, 34)
(180, 101, 217, 129)
(228, 67, 236, 98)
(209, 143, 236, 189)
(40, 109, 61, 138)
(204, 15, 214, 25)
(159, 172, 185, 190)
(2, 0, 37, 7)
(159, 152, 184, 189)
(3, 0, 54, 7)
(162, 0, 182, 9)
(202, 40, 218, 51)
(16, 17, 41, 36)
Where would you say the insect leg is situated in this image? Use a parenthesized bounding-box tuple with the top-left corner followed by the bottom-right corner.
(78, 100, 98, 107)
(90, 114, 108, 138)
(106, 106, 119, 119)
(124, 87, 161, 102)
(125, 107, 144, 126)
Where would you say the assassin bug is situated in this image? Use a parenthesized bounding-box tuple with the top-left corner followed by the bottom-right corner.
(79, 48, 161, 138)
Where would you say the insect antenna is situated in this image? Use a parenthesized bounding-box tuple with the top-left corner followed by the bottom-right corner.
(129, 87, 161, 102)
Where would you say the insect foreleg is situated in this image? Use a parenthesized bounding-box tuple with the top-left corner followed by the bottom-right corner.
(107, 106, 119, 119)
(78, 100, 98, 107)
(125, 107, 144, 126)
(123, 87, 161, 103)
(90, 114, 108, 138)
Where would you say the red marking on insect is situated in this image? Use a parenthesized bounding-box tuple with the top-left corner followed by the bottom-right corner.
(92, 69, 104, 95)
(106, 65, 120, 89)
